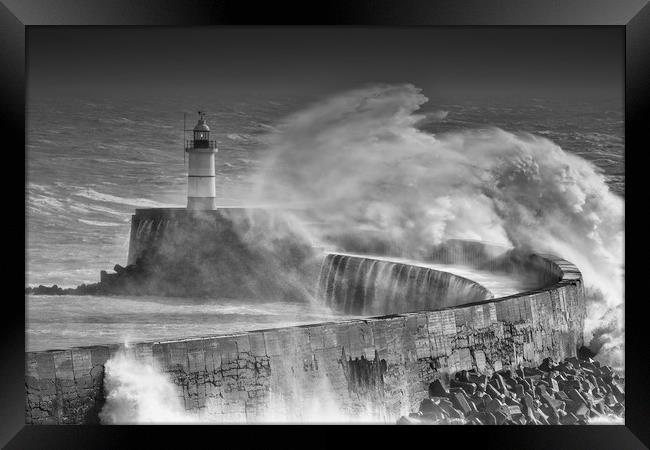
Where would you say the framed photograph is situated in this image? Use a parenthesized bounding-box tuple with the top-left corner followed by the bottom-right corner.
(2, 0, 647, 447)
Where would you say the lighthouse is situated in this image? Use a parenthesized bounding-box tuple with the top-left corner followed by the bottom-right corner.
(185, 111, 218, 210)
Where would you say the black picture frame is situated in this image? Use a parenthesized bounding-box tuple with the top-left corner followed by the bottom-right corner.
(2, 0, 647, 448)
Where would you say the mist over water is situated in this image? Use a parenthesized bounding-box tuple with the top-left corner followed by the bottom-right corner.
(251, 84, 624, 367)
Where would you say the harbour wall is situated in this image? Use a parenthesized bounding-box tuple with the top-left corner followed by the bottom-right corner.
(25, 233, 585, 424)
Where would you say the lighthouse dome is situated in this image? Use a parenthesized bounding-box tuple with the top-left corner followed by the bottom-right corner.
(194, 118, 210, 132)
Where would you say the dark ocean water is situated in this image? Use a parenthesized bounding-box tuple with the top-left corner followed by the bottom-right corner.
(25, 91, 624, 351)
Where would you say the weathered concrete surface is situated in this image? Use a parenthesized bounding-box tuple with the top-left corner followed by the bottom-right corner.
(25, 241, 585, 424)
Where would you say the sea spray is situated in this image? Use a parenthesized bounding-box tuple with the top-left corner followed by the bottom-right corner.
(251, 84, 624, 367)
(99, 349, 196, 424)
(99, 348, 384, 424)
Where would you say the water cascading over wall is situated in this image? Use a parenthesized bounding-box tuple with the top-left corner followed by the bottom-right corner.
(318, 254, 492, 315)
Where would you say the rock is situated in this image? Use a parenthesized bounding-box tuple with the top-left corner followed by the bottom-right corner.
(565, 389, 590, 418)
(547, 377, 560, 393)
(535, 381, 549, 397)
(579, 379, 594, 394)
(579, 360, 600, 375)
(450, 379, 477, 396)
(491, 373, 511, 397)
(466, 373, 488, 390)
(438, 402, 464, 420)
(540, 390, 565, 415)
(397, 416, 416, 425)
(611, 403, 625, 416)
(503, 395, 520, 406)
(503, 377, 518, 392)
(493, 410, 508, 425)
(511, 414, 527, 425)
(486, 383, 504, 400)
(485, 398, 504, 414)
(600, 382, 612, 395)
(514, 383, 525, 399)
(567, 388, 589, 405)
(522, 367, 544, 382)
(468, 397, 479, 413)
(539, 357, 556, 372)
(455, 370, 469, 382)
(557, 362, 577, 376)
(419, 399, 445, 421)
(611, 383, 625, 403)
(560, 412, 579, 425)
(428, 379, 448, 398)
(522, 394, 537, 422)
(450, 391, 473, 416)
(481, 411, 497, 425)
(114, 264, 126, 274)
(555, 391, 570, 403)
(605, 393, 617, 407)
(595, 403, 614, 416)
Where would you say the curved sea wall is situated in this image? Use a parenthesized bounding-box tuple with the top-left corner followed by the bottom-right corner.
(24, 211, 586, 424)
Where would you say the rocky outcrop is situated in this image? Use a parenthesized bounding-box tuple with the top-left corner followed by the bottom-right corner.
(25, 283, 104, 295)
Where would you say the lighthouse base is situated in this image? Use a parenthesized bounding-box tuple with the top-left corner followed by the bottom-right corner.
(187, 196, 216, 211)
(111, 207, 320, 301)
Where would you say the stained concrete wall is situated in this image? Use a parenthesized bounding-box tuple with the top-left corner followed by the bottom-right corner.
(25, 241, 585, 424)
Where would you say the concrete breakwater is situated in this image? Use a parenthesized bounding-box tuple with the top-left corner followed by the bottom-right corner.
(24, 209, 586, 424)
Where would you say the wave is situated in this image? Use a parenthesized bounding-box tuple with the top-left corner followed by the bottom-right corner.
(252, 84, 624, 367)
(77, 219, 123, 227)
(227, 133, 253, 141)
(68, 203, 131, 218)
(73, 188, 172, 209)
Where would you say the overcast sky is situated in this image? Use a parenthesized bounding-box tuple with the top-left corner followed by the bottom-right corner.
(28, 27, 623, 101)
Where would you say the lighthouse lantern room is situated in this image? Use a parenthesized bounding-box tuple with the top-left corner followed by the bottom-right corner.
(185, 111, 218, 210)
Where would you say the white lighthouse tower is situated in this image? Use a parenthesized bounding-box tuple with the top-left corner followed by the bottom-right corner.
(185, 111, 218, 210)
